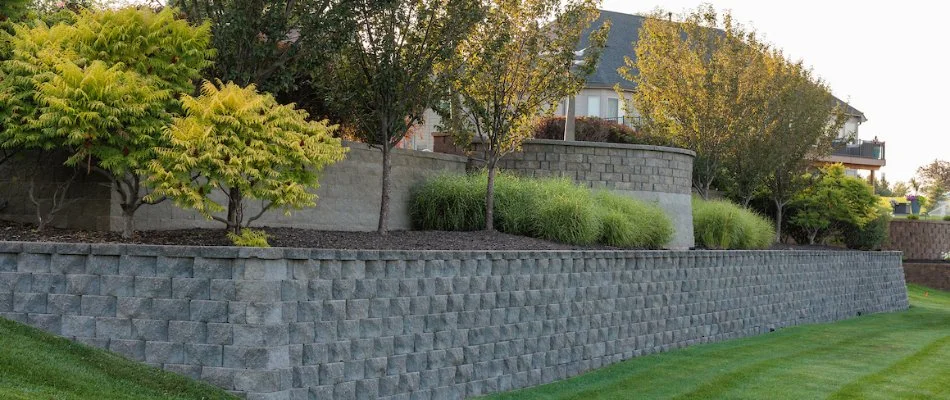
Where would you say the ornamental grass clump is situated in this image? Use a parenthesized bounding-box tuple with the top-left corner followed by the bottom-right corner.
(693, 198, 774, 249)
(595, 191, 673, 248)
(410, 172, 673, 248)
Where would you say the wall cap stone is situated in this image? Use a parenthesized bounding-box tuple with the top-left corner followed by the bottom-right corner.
(0, 240, 902, 259)
(522, 139, 697, 157)
(342, 140, 470, 163)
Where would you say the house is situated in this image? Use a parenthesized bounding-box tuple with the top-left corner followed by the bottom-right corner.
(416, 9, 885, 179)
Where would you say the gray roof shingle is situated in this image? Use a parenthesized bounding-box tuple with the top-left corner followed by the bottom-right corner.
(578, 10, 865, 120)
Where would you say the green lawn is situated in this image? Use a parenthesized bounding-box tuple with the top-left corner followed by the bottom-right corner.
(484, 284, 950, 400)
(0, 318, 235, 400)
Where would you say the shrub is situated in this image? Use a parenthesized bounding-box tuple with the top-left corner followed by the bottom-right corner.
(227, 229, 270, 247)
(842, 210, 890, 251)
(594, 191, 672, 248)
(410, 172, 673, 248)
(907, 215, 920, 221)
(943, 215, 950, 222)
(532, 116, 675, 147)
(787, 164, 881, 245)
(693, 198, 774, 249)
(147, 81, 347, 234)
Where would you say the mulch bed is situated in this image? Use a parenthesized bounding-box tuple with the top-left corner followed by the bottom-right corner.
(0, 221, 614, 251)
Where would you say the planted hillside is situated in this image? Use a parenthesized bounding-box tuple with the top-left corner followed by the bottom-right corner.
(409, 173, 672, 248)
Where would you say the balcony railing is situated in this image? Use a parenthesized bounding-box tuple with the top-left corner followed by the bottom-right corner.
(831, 139, 885, 160)
(597, 116, 643, 128)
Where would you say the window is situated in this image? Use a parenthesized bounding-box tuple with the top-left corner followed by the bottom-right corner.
(607, 98, 619, 120)
(587, 96, 600, 117)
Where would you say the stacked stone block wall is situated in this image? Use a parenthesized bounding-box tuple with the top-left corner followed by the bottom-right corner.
(884, 219, 950, 260)
(0, 242, 908, 399)
(482, 139, 696, 248)
(902, 262, 950, 290)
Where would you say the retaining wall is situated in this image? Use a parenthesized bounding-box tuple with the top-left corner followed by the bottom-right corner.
(479, 139, 696, 249)
(113, 141, 469, 232)
(884, 219, 950, 260)
(903, 262, 950, 290)
(0, 242, 908, 399)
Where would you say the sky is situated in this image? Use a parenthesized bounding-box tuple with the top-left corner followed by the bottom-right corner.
(602, 0, 946, 184)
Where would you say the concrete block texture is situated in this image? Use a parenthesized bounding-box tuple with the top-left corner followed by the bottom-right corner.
(2, 244, 908, 399)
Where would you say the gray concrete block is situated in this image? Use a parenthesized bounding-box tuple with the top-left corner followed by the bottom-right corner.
(152, 299, 190, 321)
(31, 273, 65, 293)
(117, 297, 151, 319)
(319, 362, 344, 385)
(100, 275, 134, 297)
(246, 302, 282, 325)
(207, 323, 233, 345)
(132, 319, 168, 341)
(194, 258, 233, 279)
(28, 313, 61, 335)
(334, 381, 357, 400)
(169, 320, 206, 343)
(48, 293, 81, 315)
(96, 317, 132, 339)
(191, 300, 229, 323)
(87, 255, 120, 276)
(0, 272, 31, 292)
(110, 339, 145, 361)
(145, 341, 185, 364)
(51, 254, 87, 274)
(235, 281, 282, 302)
(119, 255, 157, 277)
(234, 369, 282, 393)
(134, 277, 171, 298)
(13, 293, 46, 313)
(17, 253, 50, 273)
(245, 346, 290, 369)
(66, 275, 100, 295)
(62, 315, 96, 337)
(172, 278, 210, 300)
(185, 343, 223, 366)
(157, 257, 195, 278)
(201, 366, 237, 391)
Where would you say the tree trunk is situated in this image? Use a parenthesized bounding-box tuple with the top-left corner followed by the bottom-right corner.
(378, 143, 392, 235)
(121, 208, 135, 239)
(808, 230, 817, 245)
(485, 161, 496, 231)
(774, 200, 784, 243)
(227, 187, 243, 235)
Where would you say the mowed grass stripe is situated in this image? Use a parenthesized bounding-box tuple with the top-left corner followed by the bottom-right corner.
(484, 285, 950, 400)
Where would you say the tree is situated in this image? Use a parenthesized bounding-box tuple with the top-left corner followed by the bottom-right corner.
(169, 0, 351, 97)
(763, 56, 844, 241)
(628, 5, 772, 199)
(0, 8, 214, 237)
(147, 81, 348, 234)
(874, 173, 893, 197)
(916, 160, 950, 204)
(789, 164, 878, 245)
(439, 0, 607, 231)
(892, 181, 909, 197)
(323, 0, 481, 234)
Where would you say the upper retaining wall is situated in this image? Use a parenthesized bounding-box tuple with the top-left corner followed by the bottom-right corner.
(884, 219, 950, 260)
(0, 242, 908, 399)
(109, 142, 469, 232)
(487, 139, 696, 249)
(902, 262, 950, 290)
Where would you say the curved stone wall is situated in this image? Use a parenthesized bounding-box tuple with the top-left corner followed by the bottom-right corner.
(0, 242, 908, 399)
(493, 140, 696, 249)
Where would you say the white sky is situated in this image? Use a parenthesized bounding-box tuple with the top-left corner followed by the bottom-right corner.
(603, 0, 945, 184)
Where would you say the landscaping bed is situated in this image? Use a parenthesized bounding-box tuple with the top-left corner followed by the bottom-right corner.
(0, 221, 615, 250)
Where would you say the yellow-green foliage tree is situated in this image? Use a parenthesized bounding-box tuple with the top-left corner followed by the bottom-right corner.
(627, 5, 770, 199)
(440, 0, 608, 231)
(0, 7, 213, 237)
(147, 81, 348, 234)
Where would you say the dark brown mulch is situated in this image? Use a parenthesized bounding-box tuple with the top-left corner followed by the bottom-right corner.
(0, 220, 615, 251)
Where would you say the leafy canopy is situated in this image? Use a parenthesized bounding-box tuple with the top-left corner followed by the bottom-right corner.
(147, 81, 348, 230)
